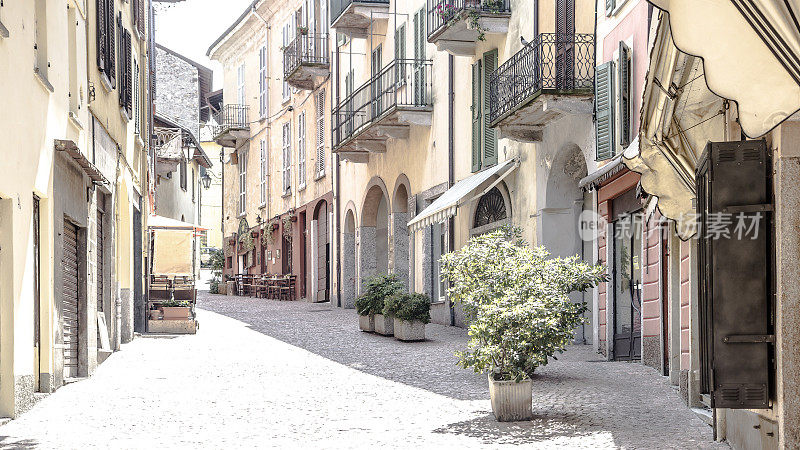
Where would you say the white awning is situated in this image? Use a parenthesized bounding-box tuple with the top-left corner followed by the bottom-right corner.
(650, 0, 800, 137)
(407, 158, 518, 233)
(148, 214, 207, 231)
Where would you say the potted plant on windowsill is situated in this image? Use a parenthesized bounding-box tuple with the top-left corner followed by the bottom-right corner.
(161, 300, 192, 321)
(355, 274, 403, 334)
(384, 292, 431, 341)
(441, 226, 606, 422)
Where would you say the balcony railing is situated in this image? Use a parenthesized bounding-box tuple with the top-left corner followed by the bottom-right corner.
(284, 33, 330, 78)
(489, 33, 595, 125)
(333, 59, 433, 150)
(427, 0, 511, 40)
(214, 104, 249, 135)
(330, 0, 390, 26)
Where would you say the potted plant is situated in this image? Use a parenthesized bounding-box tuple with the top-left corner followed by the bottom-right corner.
(384, 292, 431, 341)
(441, 226, 606, 422)
(355, 274, 403, 334)
(161, 300, 192, 320)
(297, 26, 309, 35)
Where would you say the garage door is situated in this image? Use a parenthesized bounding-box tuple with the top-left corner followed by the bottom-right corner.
(63, 220, 79, 378)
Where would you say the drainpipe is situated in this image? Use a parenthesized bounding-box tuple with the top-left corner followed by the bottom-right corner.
(448, 54, 456, 327)
(335, 37, 342, 308)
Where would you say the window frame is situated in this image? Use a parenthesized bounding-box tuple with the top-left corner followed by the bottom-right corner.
(238, 148, 248, 215)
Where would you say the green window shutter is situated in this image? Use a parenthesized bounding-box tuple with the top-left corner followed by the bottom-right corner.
(471, 61, 482, 173)
(413, 9, 426, 104)
(605, 0, 615, 16)
(618, 41, 631, 147)
(482, 49, 498, 168)
(595, 60, 615, 160)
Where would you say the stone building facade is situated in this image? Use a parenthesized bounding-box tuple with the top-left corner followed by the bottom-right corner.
(331, 0, 597, 328)
(208, 0, 334, 302)
(0, 0, 152, 417)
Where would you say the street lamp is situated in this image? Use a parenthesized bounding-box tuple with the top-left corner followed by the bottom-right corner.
(201, 171, 212, 190)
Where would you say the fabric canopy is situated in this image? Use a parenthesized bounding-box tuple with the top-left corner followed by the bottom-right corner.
(152, 229, 193, 276)
(407, 158, 518, 233)
(649, 0, 800, 138)
(627, 14, 726, 239)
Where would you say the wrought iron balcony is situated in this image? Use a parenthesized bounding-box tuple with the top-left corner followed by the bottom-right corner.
(330, 0, 390, 39)
(489, 33, 595, 142)
(213, 104, 250, 148)
(284, 33, 330, 90)
(427, 0, 511, 56)
(333, 59, 433, 162)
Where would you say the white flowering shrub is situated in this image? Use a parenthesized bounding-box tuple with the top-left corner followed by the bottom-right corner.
(440, 226, 607, 382)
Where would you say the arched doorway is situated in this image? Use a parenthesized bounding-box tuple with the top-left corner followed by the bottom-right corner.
(360, 182, 390, 291)
(342, 208, 357, 308)
(312, 200, 330, 302)
(541, 143, 590, 343)
(392, 180, 410, 289)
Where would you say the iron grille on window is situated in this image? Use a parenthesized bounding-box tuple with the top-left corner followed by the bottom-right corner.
(488, 33, 594, 125)
(332, 59, 432, 150)
(426, 0, 511, 40)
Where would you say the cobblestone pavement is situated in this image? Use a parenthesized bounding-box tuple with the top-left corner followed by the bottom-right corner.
(0, 292, 727, 449)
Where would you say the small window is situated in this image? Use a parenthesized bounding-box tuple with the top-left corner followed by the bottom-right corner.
(179, 158, 187, 191)
(34, 0, 49, 82)
(239, 148, 248, 214)
(473, 187, 507, 229)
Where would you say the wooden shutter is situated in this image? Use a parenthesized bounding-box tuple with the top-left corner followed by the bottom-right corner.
(96, 0, 107, 71)
(132, 0, 138, 32)
(125, 30, 133, 115)
(471, 61, 482, 173)
(696, 140, 772, 409)
(118, 15, 126, 106)
(107, 4, 116, 88)
(413, 9, 425, 104)
(595, 61, 615, 160)
(618, 41, 631, 147)
(605, 0, 615, 15)
(482, 49, 498, 168)
(316, 90, 325, 175)
(137, 0, 145, 36)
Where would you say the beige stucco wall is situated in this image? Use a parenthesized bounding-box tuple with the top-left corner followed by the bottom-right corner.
(200, 140, 224, 249)
(0, 0, 149, 416)
(333, 0, 596, 314)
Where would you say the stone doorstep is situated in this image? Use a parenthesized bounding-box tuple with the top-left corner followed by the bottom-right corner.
(63, 377, 88, 386)
(691, 407, 714, 426)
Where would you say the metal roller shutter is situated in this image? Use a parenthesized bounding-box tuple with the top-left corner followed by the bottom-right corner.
(63, 221, 80, 378)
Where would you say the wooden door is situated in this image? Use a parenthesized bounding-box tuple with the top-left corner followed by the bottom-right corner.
(555, 0, 575, 89)
(316, 202, 329, 302)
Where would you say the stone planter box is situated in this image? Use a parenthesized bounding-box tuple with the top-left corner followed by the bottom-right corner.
(488, 374, 533, 422)
(162, 306, 191, 321)
(358, 314, 374, 332)
(393, 318, 425, 341)
(374, 314, 394, 336)
(226, 280, 236, 295)
(149, 310, 162, 320)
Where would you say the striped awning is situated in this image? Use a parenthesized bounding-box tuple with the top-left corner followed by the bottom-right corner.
(407, 158, 518, 233)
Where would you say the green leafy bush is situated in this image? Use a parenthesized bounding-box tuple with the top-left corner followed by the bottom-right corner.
(440, 226, 606, 382)
(355, 274, 404, 316)
(383, 292, 432, 324)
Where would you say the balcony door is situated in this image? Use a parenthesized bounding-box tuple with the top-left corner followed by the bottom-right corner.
(555, 0, 575, 90)
(371, 45, 383, 119)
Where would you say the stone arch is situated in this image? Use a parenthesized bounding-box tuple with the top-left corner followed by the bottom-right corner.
(541, 142, 591, 344)
(341, 203, 358, 308)
(391, 175, 412, 288)
(360, 179, 390, 287)
(541, 143, 588, 259)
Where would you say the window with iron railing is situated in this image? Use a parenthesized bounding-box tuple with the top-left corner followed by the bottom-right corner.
(488, 33, 595, 125)
(332, 59, 433, 149)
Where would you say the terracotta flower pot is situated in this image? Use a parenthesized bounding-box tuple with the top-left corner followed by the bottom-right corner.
(488, 374, 533, 422)
(162, 306, 191, 321)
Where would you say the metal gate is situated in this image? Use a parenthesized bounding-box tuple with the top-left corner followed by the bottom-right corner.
(63, 220, 80, 378)
(97, 209, 104, 313)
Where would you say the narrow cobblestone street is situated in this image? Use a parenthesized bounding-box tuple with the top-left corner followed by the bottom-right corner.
(0, 292, 726, 449)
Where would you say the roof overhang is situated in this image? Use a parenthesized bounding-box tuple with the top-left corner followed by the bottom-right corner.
(407, 158, 518, 233)
(55, 139, 110, 187)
